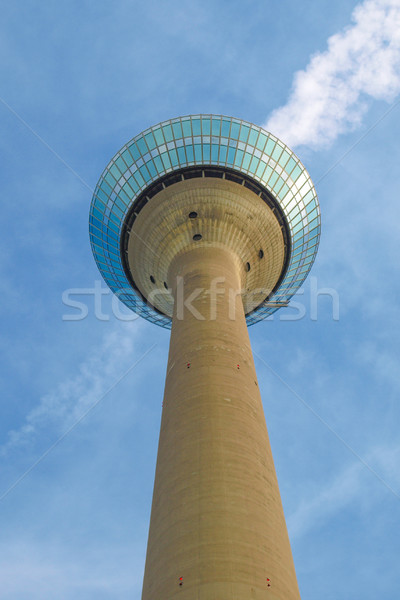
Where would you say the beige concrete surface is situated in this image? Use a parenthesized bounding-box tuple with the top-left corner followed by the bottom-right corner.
(141, 247, 301, 600)
(127, 177, 286, 317)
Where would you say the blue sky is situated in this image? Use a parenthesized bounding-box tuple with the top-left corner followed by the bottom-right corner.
(1, 1, 400, 598)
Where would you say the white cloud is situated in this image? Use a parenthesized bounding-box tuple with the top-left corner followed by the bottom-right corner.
(265, 0, 400, 148)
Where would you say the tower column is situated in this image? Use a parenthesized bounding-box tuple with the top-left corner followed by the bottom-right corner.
(141, 246, 301, 600)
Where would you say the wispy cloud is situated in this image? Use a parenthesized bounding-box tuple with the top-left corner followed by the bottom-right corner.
(0, 539, 143, 599)
(288, 443, 400, 539)
(0, 322, 145, 457)
(265, 0, 400, 148)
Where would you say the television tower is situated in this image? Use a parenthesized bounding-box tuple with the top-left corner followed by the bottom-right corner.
(89, 115, 320, 600)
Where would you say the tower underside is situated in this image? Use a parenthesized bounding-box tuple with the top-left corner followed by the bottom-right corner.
(125, 176, 289, 318)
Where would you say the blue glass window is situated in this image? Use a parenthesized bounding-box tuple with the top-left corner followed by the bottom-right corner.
(202, 118, 211, 135)
(221, 120, 231, 137)
(211, 118, 221, 136)
(192, 119, 201, 136)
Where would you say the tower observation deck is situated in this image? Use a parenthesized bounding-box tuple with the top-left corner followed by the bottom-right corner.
(89, 115, 320, 600)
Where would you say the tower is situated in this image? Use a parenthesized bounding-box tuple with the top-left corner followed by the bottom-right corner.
(89, 115, 320, 599)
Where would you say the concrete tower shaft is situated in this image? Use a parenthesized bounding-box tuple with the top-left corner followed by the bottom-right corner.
(89, 115, 321, 600)
(141, 247, 301, 600)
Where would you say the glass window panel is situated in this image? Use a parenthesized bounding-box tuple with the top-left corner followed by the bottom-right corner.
(301, 190, 313, 206)
(273, 175, 285, 193)
(219, 145, 227, 162)
(194, 144, 202, 162)
(265, 137, 275, 156)
(177, 146, 187, 164)
(182, 119, 192, 137)
(256, 160, 266, 178)
(133, 170, 145, 187)
(104, 171, 116, 188)
(227, 146, 236, 165)
(111, 204, 124, 219)
(211, 118, 221, 136)
(278, 150, 290, 168)
(234, 149, 244, 167)
(291, 165, 302, 181)
(202, 118, 211, 135)
(153, 155, 164, 173)
(114, 198, 126, 212)
(249, 155, 259, 174)
(169, 148, 179, 167)
(292, 221, 304, 235)
(272, 144, 283, 162)
(307, 207, 318, 222)
(93, 197, 106, 212)
(136, 137, 147, 155)
(127, 176, 140, 193)
(115, 157, 126, 174)
(203, 143, 211, 161)
(211, 144, 219, 162)
(286, 157, 296, 175)
(153, 128, 164, 146)
(305, 197, 317, 212)
(93, 248, 105, 261)
(290, 213, 302, 228)
(100, 180, 112, 195)
(230, 122, 240, 139)
(192, 119, 201, 136)
(172, 122, 183, 139)
(221, 119, 231, 137)
(91, 215, 102, 230)
(119, 189, 131, 205)
(239, 125, 249, 142)
(268, 171, 278, 188)
(292, 228, 304, 242)
(121, 149, 133, 168)
(308, 215, 320, 230)
(145, 132, 156, 150)
(161, 151, 171, 169)
(248, 128, 258, 147)
(256, 132, 267, 151)
(106, 229, 119, 242)
(278, 183, 289, 200)
(162, 124, 173, 142)
(145, 159, 157, 178)
(108, 211, 121, 226)
(185, 144, 194, 162)
(96, 189, 108, 203)
(242, 151, 252, 170)
(139, 164, 151, 182)
(128, 143, 141, 161)
(89, 225, 101, 240)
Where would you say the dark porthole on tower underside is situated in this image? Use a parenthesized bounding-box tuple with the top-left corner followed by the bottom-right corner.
(193, 234, 202, 241)
(164, 281, 168, 290)
(150, 275, 156, 283)
(259, 249, 264, 259)
(189, 211, 198, 219)
(245, 262, 251, 272)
